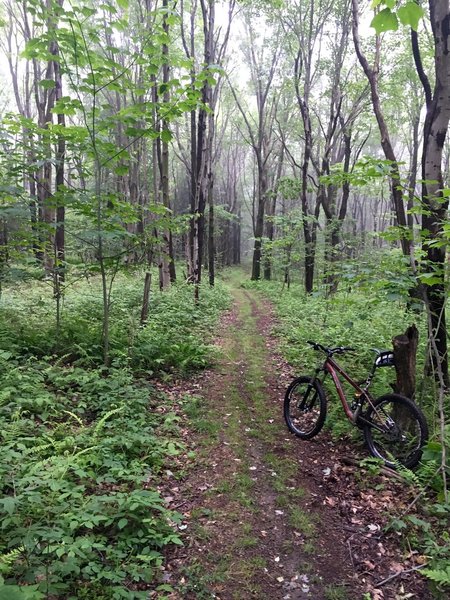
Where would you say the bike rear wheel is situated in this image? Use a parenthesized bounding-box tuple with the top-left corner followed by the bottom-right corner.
(363, 394, 428, 469)
(284, 376, 327, 439)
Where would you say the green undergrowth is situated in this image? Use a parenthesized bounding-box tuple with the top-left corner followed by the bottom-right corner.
(0, 271, 230, 374)
(240, 274, 433, 426)
(0, 272, 231, 598)
(0, 364, 183, 599)
(242, 272, 450, 597)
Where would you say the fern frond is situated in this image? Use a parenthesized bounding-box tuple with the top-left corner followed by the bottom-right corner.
(422, 566, 450, 585)
(93, 406, 125, 436)
(25, 442, 55, 456)
(62, 410, 84, 427)
(0, 546, 24, 574)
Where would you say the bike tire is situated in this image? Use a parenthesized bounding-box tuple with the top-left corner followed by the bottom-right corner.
(363, 394, 428, 469)
(284, 376, 327, 440)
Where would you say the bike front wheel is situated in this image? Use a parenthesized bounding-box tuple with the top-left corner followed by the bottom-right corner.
(284, 376, 327, 440)
(363, 394, 428, 469)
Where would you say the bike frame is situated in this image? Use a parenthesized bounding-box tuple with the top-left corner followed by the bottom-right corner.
(318, 355, 375, 423)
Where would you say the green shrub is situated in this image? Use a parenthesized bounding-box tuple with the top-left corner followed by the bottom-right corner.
(0, 272, 230, 597)
(0, 271, 230, 374)
(0, 364, 183, 598)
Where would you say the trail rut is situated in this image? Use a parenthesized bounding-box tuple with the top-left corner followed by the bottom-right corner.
(156, 286, 431, 600)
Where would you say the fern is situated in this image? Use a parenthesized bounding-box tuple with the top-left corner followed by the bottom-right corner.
(25, 435, 76, 456)
(422, 565, 450, 586)
(24, 442, 55, 456)
(27, 446, 96, 478)
(0, 546, 24, 575)
(62, 410, 84, 427)
(93, 406, 124, 436)
(393, 459, 422, 487)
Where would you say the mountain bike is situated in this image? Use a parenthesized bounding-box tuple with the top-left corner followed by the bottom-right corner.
(284, 341, 429, 469)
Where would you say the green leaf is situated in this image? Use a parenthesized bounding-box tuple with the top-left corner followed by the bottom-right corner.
(117, 0, 129, 8)
(81, 7, 96, 17)
(0, 497, 15, 515)
(114, 165, 129, 176)
(39, 79, 55, 90)
(0, 586, 25, 600)
(117, 518, 128, 529)
(397, 2, 424, 30)
(371, 8, 399, 33)
(160, 129, 172, 143)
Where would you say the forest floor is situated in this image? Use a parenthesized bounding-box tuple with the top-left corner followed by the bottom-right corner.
(152, 280, 433, 600)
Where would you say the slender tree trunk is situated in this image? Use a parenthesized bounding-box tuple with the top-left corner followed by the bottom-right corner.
(54, 48, 65, 317)
(208, 169, 215, 286)
(351, 0, 412, 258)
(140, 272, 152, 325)
(251, 159, 267, 280)
(414, 0, 450, 383)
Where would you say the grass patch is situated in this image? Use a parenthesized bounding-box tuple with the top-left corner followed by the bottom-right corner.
(324, 584, 350, 599)
(180, 559, 228, 599)
(289, 506, 317, 538)
(183, 395, 221, 437)
(235, 535, 259, 549)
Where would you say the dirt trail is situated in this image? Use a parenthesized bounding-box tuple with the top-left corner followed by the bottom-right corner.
(158, 285, 431, 600)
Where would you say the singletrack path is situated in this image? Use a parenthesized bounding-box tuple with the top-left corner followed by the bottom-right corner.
(157, 284, 431, 600)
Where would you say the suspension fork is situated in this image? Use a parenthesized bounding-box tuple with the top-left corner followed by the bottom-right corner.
(298, 368, 326, 409)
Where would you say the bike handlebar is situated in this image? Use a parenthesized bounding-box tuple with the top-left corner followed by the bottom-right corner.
(306, 341, 355, 356)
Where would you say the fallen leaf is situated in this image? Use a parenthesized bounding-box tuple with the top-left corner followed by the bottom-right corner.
(325, 496, 337, 507)
(395, 584, 414, 599)
(389, 561, 404, 574)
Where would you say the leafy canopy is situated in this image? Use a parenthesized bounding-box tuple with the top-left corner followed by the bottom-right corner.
(370, 1, 425, 33)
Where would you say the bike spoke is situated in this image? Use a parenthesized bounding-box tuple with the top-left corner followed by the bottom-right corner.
(364, 394, 427, 469)
(284, 377, 327, 440)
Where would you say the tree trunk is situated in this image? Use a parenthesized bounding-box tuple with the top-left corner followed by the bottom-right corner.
(351, 0, 412, 258)
(208, 171, 215, 286)
(140, 272, 152, 325)
(416, 0, 450, 384)
(159, 0, 174, 289)
(251, 161, 267, 280)
(54, 49, 65, 303)
(392, 325, 419, 400)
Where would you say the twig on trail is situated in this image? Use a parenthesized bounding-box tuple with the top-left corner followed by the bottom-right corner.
(375, 563, 427, 587)
(340, 456, 408, 483)
(347, 534, 355, 568)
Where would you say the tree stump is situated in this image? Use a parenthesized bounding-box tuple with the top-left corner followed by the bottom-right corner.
(392, 325, 419, 399)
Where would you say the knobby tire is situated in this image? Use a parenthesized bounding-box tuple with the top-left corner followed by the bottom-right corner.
(284, 376, 327, 440)
(363, 394, 428, 469)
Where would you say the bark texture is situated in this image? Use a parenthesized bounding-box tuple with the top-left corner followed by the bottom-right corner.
(392, 325, 419, 400)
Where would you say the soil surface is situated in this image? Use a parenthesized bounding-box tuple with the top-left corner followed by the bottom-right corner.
(153, 284, 432, 600)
